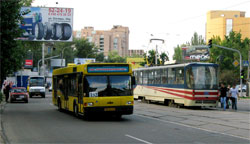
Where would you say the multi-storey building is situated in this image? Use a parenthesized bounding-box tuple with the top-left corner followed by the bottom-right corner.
(206, 10, 250, 42)
(73, 25, 129, 57)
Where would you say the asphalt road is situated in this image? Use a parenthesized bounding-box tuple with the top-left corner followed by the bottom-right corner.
(1, 92, 250, 144)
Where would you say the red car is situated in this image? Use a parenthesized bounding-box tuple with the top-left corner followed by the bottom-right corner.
(10, 87, 29, 103)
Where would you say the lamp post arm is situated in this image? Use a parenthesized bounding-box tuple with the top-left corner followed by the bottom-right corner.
(38, 55, 60, 76)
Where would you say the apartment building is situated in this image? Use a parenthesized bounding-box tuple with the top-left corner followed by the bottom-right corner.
(73, 25, 129, 57)
(206, 10, 250, 42)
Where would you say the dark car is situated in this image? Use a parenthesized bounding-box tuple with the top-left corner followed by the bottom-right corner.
(10, 87, 29, 103)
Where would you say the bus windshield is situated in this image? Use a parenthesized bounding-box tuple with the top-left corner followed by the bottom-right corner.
(29, 77, 45, 86)
(84, 75, 132, 97)
(186, 66, 218, 90)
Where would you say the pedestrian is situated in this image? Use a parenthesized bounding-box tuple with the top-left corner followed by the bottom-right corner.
(226, 84, 231, 109)
(229, 84, 239, 110)
(4, 82, 11, 102)
(219, 83, 227, 110)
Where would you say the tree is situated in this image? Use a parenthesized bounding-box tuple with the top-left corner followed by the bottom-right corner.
(160, 52, 169, 65)
(191, 32, 205, 45)
(173, 45, 183, 61)
(105, 51, 126, 63)
(209, 31, 250, 84)
(74, 38, 98, 59)
(0, 0, 32, 87)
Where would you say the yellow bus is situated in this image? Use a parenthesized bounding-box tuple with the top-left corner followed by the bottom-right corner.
(52, 63, 135, 118)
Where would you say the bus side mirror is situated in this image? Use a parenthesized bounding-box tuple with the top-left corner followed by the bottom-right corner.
(132, 76, 136, 86)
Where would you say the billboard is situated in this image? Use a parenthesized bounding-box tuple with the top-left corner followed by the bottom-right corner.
(51, 59, 65, 67)
(24, 59, 33, 69)
(74, 58, 96, 65)
(18, 7, 73, 42)
(182, 45, 210, 61)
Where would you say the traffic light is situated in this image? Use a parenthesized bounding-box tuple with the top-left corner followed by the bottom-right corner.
(208, 39, 212, 48)
(241, 69, 244, 79)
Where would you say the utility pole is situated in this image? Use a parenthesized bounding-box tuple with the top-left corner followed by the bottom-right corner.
(150, 39, 165, 66)
(42, 43, 45, 76)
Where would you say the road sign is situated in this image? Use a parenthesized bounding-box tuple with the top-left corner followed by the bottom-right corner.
(233, 60, 239, 67)
(243, 60, 249, 67)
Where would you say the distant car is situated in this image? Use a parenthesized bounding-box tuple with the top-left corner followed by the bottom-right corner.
(49, 85, 52, 92)
(236, 85, 246, 92)
(10, 87, 28, 103)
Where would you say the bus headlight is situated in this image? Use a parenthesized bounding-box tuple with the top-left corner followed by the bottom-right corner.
(126, 101, 133, 105)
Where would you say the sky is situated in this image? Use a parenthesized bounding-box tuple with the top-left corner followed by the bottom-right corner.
(32, 0, 250, 60)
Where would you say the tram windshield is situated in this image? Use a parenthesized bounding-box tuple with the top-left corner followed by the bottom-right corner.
(186, 66, 218, 90)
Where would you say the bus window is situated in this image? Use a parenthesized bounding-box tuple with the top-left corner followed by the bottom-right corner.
(109, 75, 132, 96)
(168, 68, 175, 84)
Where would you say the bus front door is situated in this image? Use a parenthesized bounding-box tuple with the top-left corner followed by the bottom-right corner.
(78, 73, 83, 113)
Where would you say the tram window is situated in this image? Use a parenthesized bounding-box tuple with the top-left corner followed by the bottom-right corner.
(168, 68, 175, 84)
(148, 70, 154, 84)
(139, 71, 143, 84)
(161, 68, 167, 84)
(142, 70, 148, 85)
(186, 67, 194, 88)
(176, 68, 184, 84)
(155, 69, 161, 84)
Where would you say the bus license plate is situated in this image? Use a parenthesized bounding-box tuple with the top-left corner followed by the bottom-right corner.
(104, 108, 116, 111)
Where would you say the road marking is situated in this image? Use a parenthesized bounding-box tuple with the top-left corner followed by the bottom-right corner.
(125, 134, 153, 144)
(135, 114, 250, 141)
(49, 103, 53, 106)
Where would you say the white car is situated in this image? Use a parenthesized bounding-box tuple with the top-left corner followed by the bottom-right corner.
(49, 85, 52, 92)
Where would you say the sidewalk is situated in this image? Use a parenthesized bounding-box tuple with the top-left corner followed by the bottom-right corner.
(0, 97, 6, 144)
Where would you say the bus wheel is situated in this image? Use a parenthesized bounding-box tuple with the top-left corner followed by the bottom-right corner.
(74, 104, 79, 117)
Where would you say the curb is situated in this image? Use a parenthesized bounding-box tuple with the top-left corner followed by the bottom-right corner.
(0, 99, 7, 144)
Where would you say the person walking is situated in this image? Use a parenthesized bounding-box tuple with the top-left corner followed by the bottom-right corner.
(219, 83, 227, 110)
(4, 82, 11, 102)
(226, 84, 231, 109)
(230, 84, 239, 110)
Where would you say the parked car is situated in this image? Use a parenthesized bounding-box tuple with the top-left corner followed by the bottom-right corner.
(49, 85, 52, 92)
(236, 85, 246, 92)
(10, 87, 29, 103)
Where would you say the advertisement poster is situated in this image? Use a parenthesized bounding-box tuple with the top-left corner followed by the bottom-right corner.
(18, 7, 73, 42)
(182, 45, 210, 61)
(74, 58, 96, 65)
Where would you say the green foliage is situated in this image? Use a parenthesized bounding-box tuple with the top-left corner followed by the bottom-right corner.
(74, 38, 98, 58)
(1, 0, 24, 85)
(209, 31, 250, 84)
(191, 32, 205, 45)
(105, 51, 126, 63)
(160, 52, 169, 65)
(173, 45, 183, 61)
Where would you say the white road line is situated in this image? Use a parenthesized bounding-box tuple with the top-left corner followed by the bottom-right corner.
(125, 134, 153, 144)
(135, 114, 250, 141)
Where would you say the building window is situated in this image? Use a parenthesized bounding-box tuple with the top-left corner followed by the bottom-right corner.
(226, 19, 233, 36)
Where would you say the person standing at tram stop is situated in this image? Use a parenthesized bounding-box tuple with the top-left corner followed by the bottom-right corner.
(226, 84, 231, 109)
(229, 84, 239, 110)
(219, 83, 227, 110)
